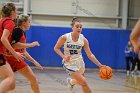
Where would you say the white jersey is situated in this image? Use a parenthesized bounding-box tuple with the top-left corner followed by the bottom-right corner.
(63, 32, 84, 61)
(62, 32, 85, 74)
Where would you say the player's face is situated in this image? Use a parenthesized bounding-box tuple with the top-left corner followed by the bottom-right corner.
(72, 22, 82, 34)
(11, 9, 17, 20)
(23, 18, 31, 30)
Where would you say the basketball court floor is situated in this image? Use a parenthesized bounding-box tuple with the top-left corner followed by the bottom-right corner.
(5, 68, 140, 93)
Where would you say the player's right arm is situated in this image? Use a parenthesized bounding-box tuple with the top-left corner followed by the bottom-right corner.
(12, 41, 40, 49)
(1, 29, 23, 61)
(130, 19, 140, 53)
(54, 35, 70, 62)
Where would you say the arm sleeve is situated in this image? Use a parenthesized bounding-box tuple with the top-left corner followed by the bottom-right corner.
(3, 20, 14, 33)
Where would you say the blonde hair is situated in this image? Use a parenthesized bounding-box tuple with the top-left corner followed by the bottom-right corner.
(16, 14, 29, 26)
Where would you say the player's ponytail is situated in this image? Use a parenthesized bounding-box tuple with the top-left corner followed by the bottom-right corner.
(71, 17, 81, 27)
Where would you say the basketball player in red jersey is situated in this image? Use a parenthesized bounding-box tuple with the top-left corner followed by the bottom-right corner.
(0, 3, 23, 93)
(5, 14, 44, 93)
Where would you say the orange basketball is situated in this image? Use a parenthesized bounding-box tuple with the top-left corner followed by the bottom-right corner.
(99, 66, 113, 80)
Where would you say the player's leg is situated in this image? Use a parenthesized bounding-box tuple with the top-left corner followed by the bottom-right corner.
(67, 68, 85, 86)
(18, 66, 40, 93)
(70, 71, 91, 93)
(0, 62, 15, 93)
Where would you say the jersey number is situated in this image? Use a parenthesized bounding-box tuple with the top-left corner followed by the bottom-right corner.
(69, 50, 78, 55)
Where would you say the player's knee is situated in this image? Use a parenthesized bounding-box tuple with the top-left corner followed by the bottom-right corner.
(79, 80, 88, 86)
(9, 82, 15, 90)
(8, 77, 16, 90)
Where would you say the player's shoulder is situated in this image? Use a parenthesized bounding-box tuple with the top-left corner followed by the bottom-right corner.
(83, 35, 88, 44)
(3, 17, 13, 23)
(61, 32, 71, 39)
(1, 17, 14, 26)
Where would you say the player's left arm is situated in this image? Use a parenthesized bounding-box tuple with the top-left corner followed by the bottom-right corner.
(23, 49, 44, 70)
(83, 37, 103, 68)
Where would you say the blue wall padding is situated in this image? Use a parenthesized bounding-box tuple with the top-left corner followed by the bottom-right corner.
(25, 26, 131, 69)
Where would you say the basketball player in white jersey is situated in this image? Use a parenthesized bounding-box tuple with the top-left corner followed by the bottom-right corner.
(54, 17, 104, 93)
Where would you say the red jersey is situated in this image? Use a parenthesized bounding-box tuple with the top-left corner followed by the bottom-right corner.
(11, 27, 26, 52)
(0, 17, 15, 54)
(5, 27, 26, 62)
